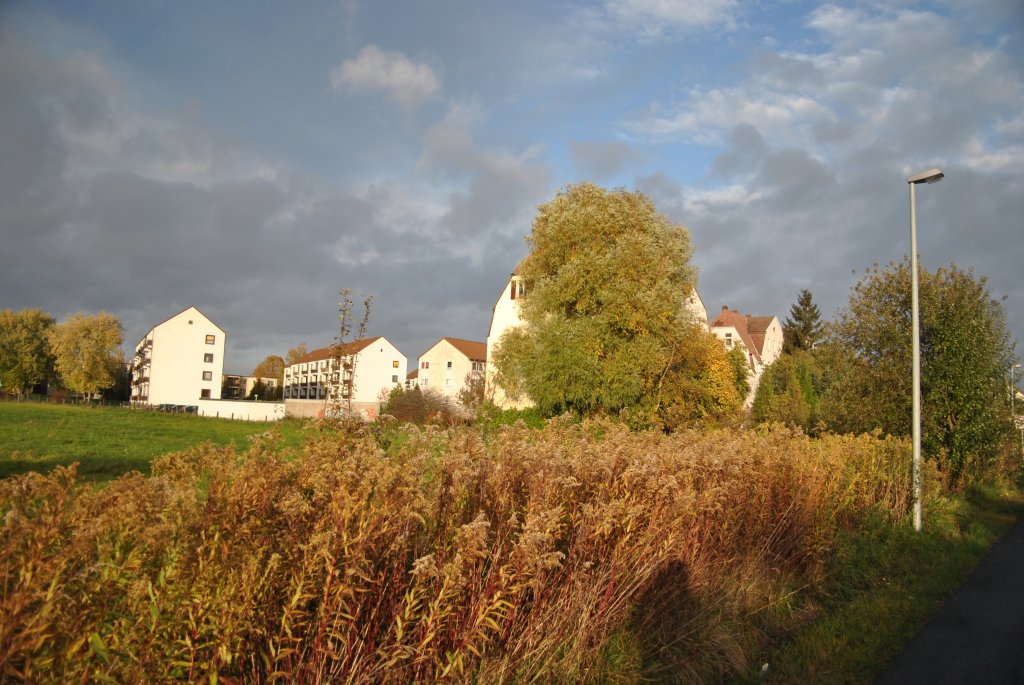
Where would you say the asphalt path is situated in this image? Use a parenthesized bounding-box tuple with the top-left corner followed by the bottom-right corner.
(874, 516, 1024, 684)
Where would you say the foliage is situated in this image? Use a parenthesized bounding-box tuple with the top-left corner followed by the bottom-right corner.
(285, 344, 308, 366)
(381, 385, 458, 425)
(820, 260, 1015, 481)
(726, 344, 751, 401)
(752, 350, 823, 430)
(246, 379, 281, 401)
(0, 308, 55, 398)
(783, 289, 824, 353)
(0, 402, 304, 481)
(456, 371, 486, 414)
(0, 420, 929, 683)
(492, 183, 739, 426)
(251, 355, 285, 386)
(47, 312, 124, 401)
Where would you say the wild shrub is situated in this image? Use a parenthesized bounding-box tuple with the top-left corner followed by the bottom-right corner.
(0, 422, 928, 683)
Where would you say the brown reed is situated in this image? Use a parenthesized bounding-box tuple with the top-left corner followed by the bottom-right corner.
(0, 421, 927, 684)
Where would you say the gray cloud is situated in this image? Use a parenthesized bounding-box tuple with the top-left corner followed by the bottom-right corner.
(569, 140, 638, 181)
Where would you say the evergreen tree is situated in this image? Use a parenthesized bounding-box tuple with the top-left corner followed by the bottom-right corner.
(783, 289, 824, 353)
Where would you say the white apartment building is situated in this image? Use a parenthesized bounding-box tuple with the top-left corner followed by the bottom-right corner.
(415, 337, 487, 399)
(131, 306, 226, 406)
(282, 336, 406, 418)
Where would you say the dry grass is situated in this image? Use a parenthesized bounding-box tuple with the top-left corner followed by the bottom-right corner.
(0, 420, 931, 683)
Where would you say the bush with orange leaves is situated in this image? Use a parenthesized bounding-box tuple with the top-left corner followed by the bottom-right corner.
(0, 420, 930, 683)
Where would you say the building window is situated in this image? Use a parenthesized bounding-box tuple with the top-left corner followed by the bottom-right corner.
(204, 353, 214, 363)
(200, 389, 211, 399)
(445, 378, 452, 387)
(392, 375, 398, 383)
(202, 371, 213, 381)
(447, 361, 453, 369)
(205, 334, 216, 345)
(472, 361, 484, 372)
(393, 360, 399, 368)
(421, 361, 429, 369)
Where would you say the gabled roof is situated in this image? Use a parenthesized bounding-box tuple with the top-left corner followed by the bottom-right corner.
(711, 306, 764, 364)
(291, 336, 383, 366)
(421, 336, 487, 361)
(138, 305, 224, 345)
(407, 369, 419, 380)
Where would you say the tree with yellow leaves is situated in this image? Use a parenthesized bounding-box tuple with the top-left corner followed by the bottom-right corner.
(493, 183, 741, 427)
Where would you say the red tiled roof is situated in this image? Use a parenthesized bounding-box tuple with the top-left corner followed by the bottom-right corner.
(443, 337, 487, 361)
(293, 336, 383, 365)
(711, 307, 763, 364)
(407, 369, 419, 380)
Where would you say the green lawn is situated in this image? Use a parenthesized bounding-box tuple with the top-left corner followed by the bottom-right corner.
(0, 402, 307, 481)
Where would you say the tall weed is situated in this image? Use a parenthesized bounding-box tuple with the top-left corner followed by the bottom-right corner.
(0, 422, 927, 683)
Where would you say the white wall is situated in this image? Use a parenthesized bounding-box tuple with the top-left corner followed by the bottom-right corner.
(485, 276, 532, 409)
(351, 338, 406, 404)
(144, 307, 225, 406)
(198, 399, 284, 421)
(418, 339, 483, 399)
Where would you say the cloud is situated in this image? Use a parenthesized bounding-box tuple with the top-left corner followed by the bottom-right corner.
(330, 45, 440, 108)
(605, 0, 738, 36)
(570, 140, 639, 180)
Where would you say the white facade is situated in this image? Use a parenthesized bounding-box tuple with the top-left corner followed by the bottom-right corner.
(485, 274, 531, 409)
(416, 337, 487, 400)
(131, 306, 226, 406)
(282, 336, 406, 410)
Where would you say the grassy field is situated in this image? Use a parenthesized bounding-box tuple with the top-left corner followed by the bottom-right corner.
(0, 402, 306, 481)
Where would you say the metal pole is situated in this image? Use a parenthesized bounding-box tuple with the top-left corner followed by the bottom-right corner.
(910, 181, 922, 532)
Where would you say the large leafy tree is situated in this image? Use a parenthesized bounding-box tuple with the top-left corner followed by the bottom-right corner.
(0, 308, 55, 398)
(47, 312, 124, 401)
(285, 344, 308, 366)
(782, 289, 824, 353)
(820, 260, 1015, 479)
(493, 182, 740, 425)
(751, 350, 822, 431)
(252, 355, 285, 386)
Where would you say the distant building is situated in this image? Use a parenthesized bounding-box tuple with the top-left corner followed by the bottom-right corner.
(131, 306, 226, 406)
(415, 337, 486, 400)
(710, 305, 783, 406)
(221, 373, 279, 400)
(282, 336, 406, 418)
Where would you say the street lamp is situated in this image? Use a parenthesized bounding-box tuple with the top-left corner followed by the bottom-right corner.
(908, 167, 944, 532)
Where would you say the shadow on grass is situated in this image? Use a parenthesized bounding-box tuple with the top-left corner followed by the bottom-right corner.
(0, 457, 150, 482)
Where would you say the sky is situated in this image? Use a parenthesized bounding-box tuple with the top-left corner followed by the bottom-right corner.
(1, 0, 1022, 375)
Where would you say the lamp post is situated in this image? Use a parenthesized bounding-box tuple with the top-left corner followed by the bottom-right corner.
(907, 167, 944, 532)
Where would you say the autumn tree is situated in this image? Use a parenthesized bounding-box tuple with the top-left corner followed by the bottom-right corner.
(492, 182, 741, 426)
(819, 260, 1015, 479)
(47, 312, 124, 402)
(783, 289, 824, 353)
(0, 308, 55, 399)
(285, 344, 308, 366)
(252, 355, 285, 386)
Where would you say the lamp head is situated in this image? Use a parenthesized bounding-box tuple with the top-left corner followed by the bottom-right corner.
(908, 168, 944, 184)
